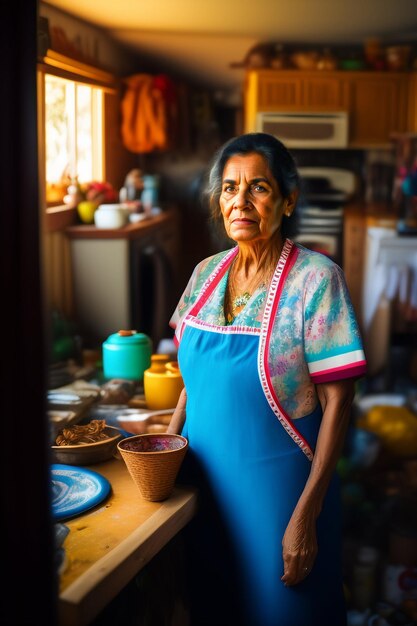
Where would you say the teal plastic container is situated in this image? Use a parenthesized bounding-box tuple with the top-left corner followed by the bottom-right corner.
(102, 330, 152, 381)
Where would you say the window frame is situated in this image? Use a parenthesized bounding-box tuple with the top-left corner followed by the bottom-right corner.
(37, 50, 117, 233)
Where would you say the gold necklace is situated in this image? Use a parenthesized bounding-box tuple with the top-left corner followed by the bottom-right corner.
(226, 261, 266, 323)
(225, 238, 284, 323)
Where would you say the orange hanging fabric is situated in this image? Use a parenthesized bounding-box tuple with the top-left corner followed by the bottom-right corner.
(120, 73, 176, 153)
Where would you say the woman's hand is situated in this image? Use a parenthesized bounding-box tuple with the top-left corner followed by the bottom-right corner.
(281, 379, 355, 587)
(281, 507, 318, 586)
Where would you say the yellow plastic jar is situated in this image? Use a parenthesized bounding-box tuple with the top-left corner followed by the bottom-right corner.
(144, 360, 184, 410)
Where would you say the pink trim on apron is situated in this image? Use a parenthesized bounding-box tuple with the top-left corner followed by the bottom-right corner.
(174, 246, 238, 345)
(258, 240, 314, 461)
(175, 239, 314, 460)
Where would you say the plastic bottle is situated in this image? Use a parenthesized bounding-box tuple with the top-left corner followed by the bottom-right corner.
(141, 175, 160, 213)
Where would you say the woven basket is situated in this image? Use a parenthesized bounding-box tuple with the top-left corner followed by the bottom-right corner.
(117, 433, 188, 501)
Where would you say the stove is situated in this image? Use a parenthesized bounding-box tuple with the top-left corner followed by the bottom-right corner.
(293, 167, 358, 266)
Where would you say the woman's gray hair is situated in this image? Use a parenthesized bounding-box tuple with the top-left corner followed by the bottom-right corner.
(204, 132, 300, 224)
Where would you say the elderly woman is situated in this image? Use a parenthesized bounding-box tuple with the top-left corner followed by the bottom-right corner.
(168, 132, 366, 626)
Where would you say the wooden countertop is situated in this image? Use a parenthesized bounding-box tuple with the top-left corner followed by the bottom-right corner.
(58, 457, 197, 626)
(65, 207, 178, 240)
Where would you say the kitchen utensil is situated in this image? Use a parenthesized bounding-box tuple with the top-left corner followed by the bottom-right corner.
(117, 409, 175, 434)
(144, 360, 184, 410)
(102, 330, 152, 381)
(117, 433, 188, 501)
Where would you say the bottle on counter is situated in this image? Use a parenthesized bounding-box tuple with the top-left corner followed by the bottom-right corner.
(141, 174, 160, 214)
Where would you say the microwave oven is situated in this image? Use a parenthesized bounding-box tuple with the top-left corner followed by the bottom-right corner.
(256, 111, 349, 148)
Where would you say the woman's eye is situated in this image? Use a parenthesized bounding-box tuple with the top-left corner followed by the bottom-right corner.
(252, 184, 266, 193)
(223, 185, 236, 193)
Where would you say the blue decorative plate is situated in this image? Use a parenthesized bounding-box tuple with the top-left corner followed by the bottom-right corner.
(51, 464, 111, 521)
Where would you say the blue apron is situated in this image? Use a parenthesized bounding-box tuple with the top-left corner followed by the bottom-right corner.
(177, 317, 346, 626)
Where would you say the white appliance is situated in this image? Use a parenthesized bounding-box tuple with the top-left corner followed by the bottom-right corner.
(292, 167, 358, 266)
(256, 111, 348, 148)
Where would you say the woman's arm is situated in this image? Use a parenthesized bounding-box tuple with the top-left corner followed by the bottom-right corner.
(166, 387, 187, 435)
(281, 378, 355, 586)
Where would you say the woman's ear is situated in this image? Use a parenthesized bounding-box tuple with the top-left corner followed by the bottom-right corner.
(284, 190, 298, 217)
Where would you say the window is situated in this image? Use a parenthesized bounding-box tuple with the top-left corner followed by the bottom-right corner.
(44, 74, 104, 205)
(38, 51, 116, 231)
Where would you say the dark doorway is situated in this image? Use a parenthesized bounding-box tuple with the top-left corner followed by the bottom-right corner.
(1, 1, 57, 624)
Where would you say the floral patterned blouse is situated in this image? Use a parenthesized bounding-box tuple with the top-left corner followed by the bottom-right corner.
(170, 240, 367, 421)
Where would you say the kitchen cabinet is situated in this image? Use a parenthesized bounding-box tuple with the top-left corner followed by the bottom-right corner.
(244, 69, 410, 147)
(244, 70, 349, 113)
(66, 209, 180, 349)
(348, 74, 409, 146)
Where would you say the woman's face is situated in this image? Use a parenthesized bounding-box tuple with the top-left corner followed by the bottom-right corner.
(219, 152, 294, 245)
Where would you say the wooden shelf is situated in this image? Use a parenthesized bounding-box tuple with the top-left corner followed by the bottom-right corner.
(65, 208, 178, 240)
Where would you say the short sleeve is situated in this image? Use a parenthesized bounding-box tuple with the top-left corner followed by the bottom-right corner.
(303, 262, 367, 384)
(170, 250, 234, 334)
(169, 264, 200, 330)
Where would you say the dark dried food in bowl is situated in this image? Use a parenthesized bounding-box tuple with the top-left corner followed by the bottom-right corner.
(51, 424, 123, 465)
(55, 419, 109, 446)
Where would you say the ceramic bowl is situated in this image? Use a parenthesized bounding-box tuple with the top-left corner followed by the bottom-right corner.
(117, 410, 173, 434)
(51, 425, 123, 465)
(94, 205, 129, 229)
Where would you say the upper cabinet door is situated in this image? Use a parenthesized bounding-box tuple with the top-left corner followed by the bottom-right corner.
(349, 74, 409, 146)
(258, 73, 303, 108)
(302, 75, 350, 109)
(244, 70, 303, 131)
